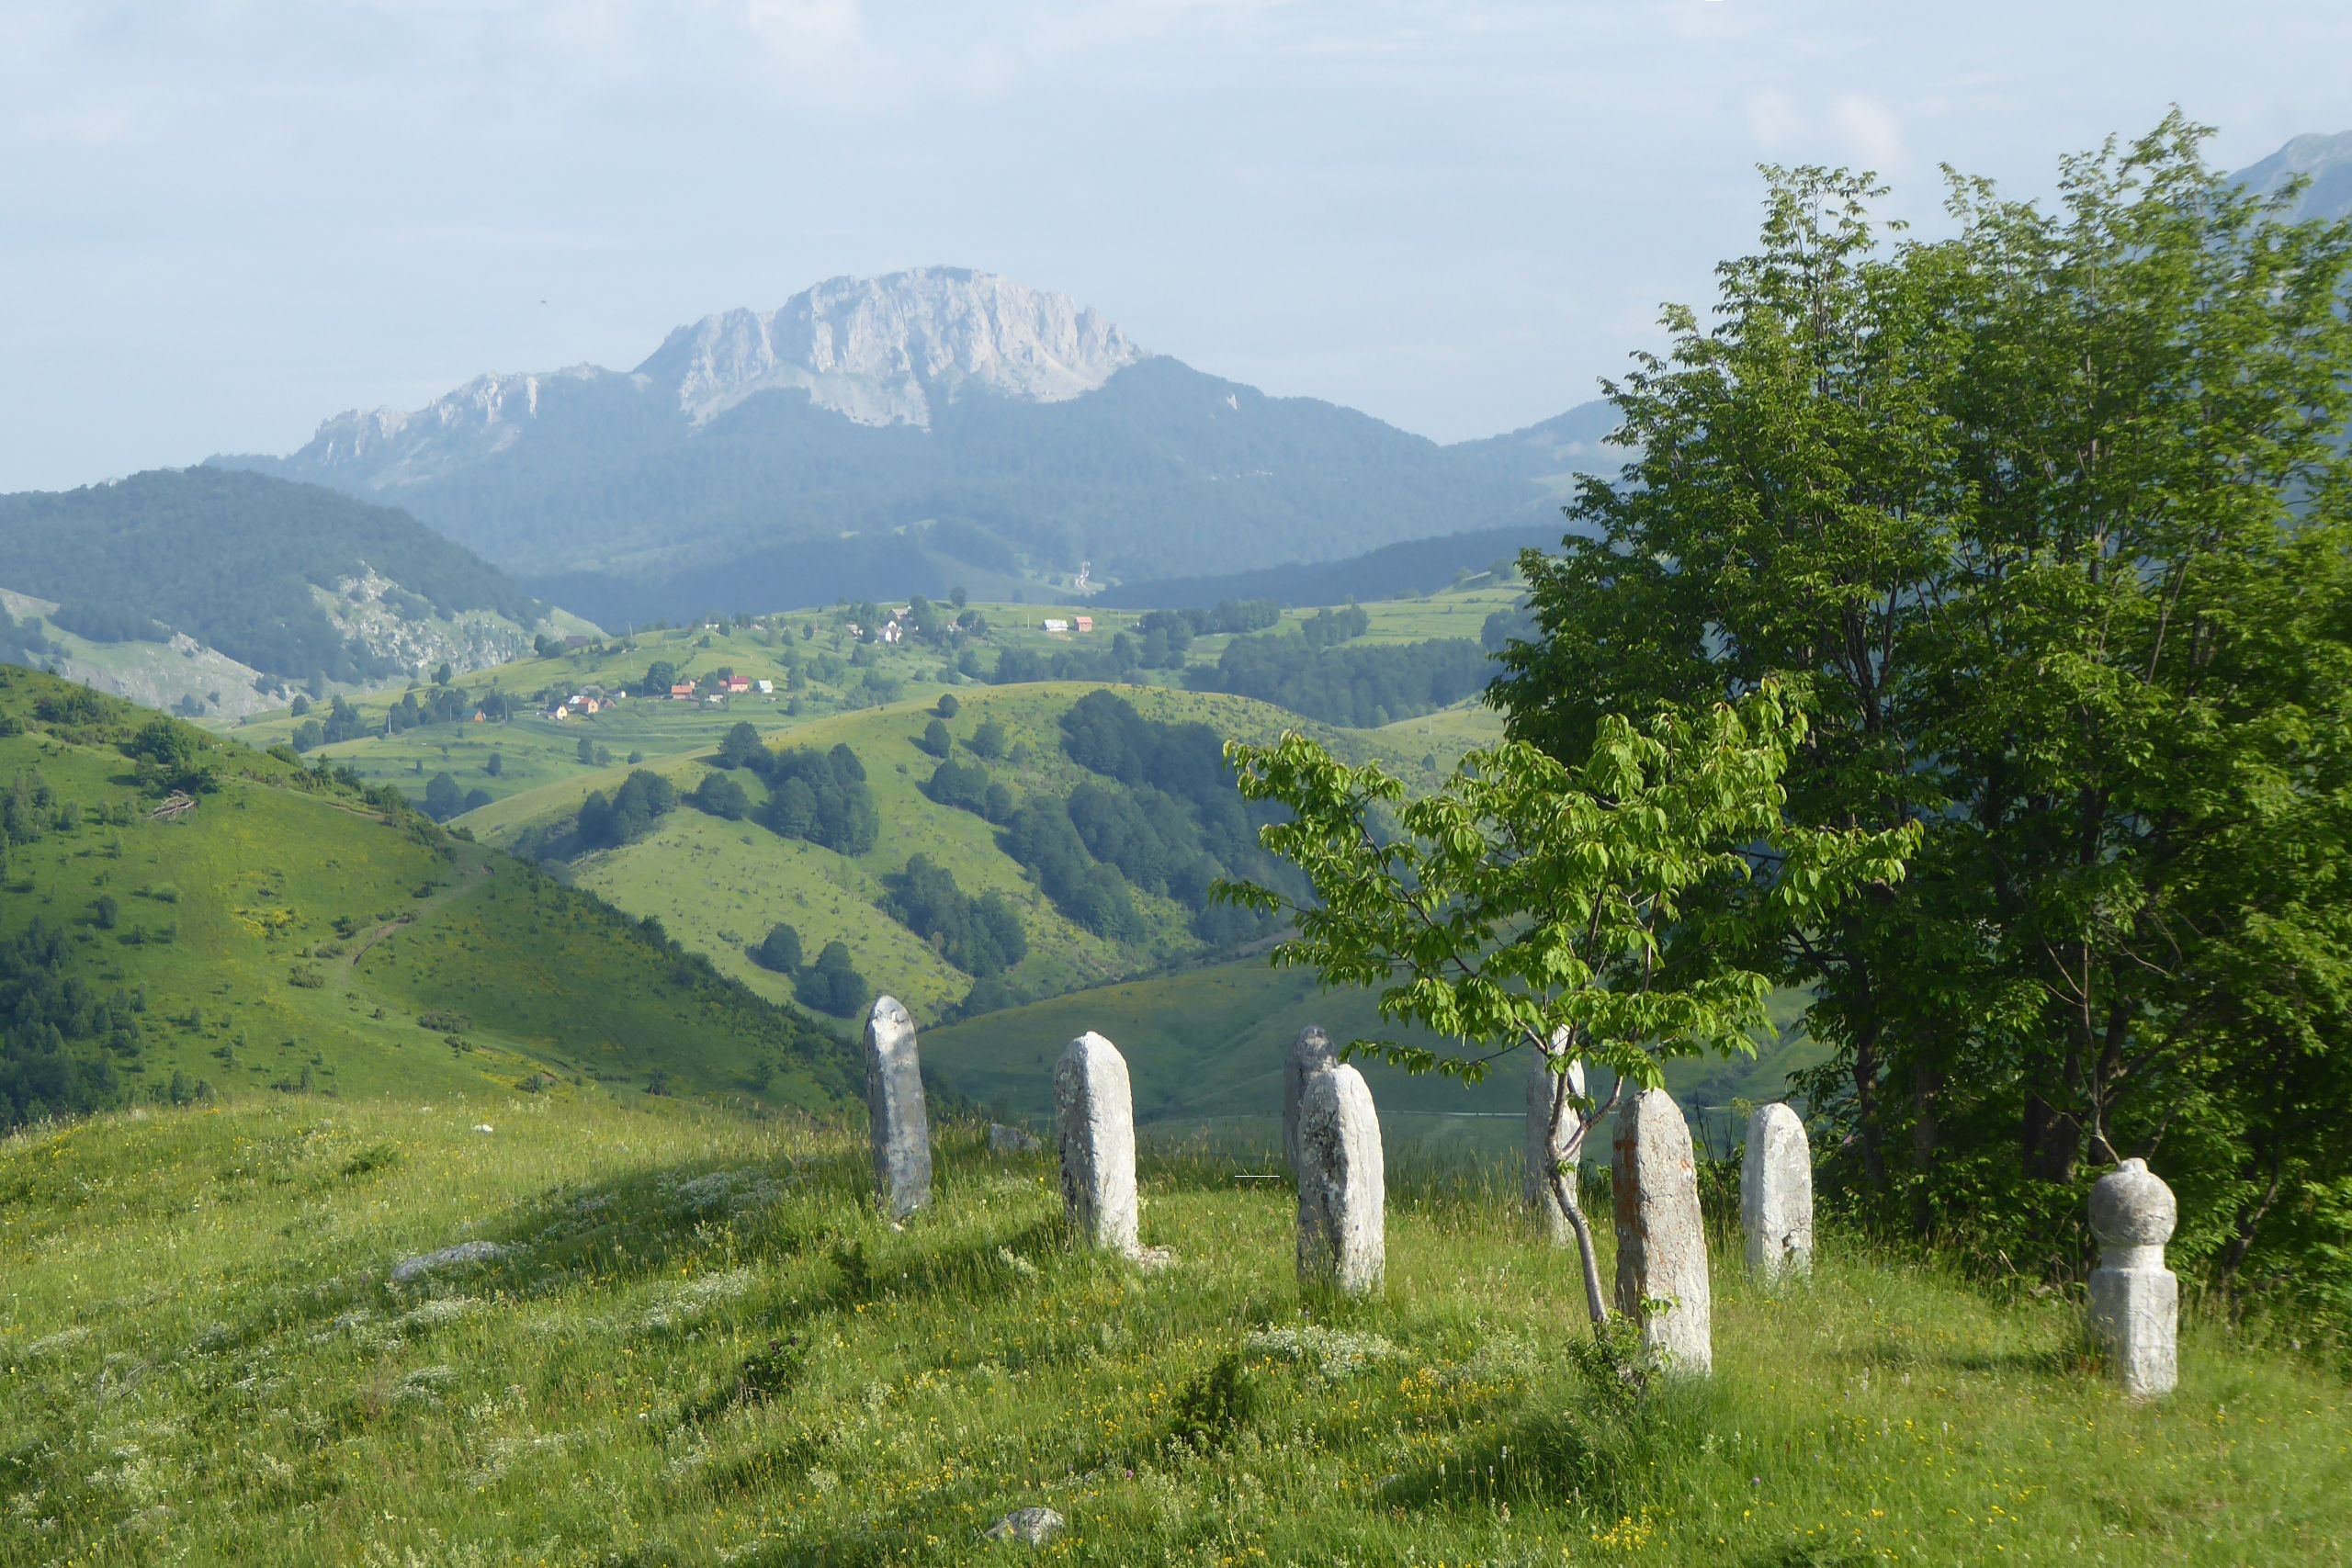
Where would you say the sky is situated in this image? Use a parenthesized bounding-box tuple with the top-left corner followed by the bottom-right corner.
(3, 0, 2347, 492)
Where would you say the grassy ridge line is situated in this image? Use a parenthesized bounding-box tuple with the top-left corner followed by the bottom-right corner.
(0, 668, 855, 1122)
(2, 1092, 2342, 1563)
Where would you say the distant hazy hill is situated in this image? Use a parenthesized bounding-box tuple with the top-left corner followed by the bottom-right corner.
(218, 267, 1610, 623)
(2235, 129, 2352, 220)
(0, 468, 560, 690)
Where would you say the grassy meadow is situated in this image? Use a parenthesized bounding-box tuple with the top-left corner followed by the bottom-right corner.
(4, 1090, 2345, 1565)
(0, 668, 854, 1122)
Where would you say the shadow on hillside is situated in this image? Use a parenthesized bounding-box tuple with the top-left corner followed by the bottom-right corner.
(188, 1137, 1102, 1363)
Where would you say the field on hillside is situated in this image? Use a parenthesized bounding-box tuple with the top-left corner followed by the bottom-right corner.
(927, 957, 1819, 1163)
(0, 668, 854, 1128)
(472, 683, 1453, 1022)
(203, 584, 1525, 821)
(5, 1092, 2345, 1565)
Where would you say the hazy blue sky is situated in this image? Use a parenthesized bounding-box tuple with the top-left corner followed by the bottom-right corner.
(3, 1, 2346, 491)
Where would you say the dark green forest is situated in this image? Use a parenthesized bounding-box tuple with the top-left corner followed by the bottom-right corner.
(0, 468, 542, 681)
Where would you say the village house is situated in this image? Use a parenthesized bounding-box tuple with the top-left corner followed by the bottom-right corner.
(724, 675, 752, 695)
(755, 679, 775, 696)
(670, 682, 698, 702)
(1043, 618, 1070, 635)
(1074, 615, 1095, 634)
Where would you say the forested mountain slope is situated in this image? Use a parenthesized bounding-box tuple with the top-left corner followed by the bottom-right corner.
(215, 271, 1612, 622)
(0, 468, 560, 687)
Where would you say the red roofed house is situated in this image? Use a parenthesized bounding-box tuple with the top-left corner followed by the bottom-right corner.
(671, 682, 698, 702)
(724, 675, 752, 694)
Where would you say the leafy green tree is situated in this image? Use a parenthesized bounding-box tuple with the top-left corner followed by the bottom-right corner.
(934, 693, 960, 718)
(751, 922, 803, 975)
(423, 772, 463, 821)
(918, 717, 953, 758)
(1497, 118, 2352, 1296)
(693, 772, 751, 821)
(717, 721, 763, 770)
(483, 750, 503, 778)
(640, 660, 678, 697)
(967, 717, 1007, 761)
(1219, 686, 1912, 1325)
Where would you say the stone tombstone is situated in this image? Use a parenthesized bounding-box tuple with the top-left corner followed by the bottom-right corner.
(1611, 1088, 1713, 1374)
(1295, 1062, 1385, 1295)
(1740, 1102, 1814, 1285)
(863, 996, 932, 1219)
(2087, 1157, 2178, 1397)
(1055, 1031, 1140, 1255)
(1283, 1024, 1338, 1176)
(1525, 1044, 1588, 1243)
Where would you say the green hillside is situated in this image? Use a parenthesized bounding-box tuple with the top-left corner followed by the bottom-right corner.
(5, 1091, 2343, 1563)
(0, 468, 558, 686)
(925, 955, 1819, 1163)
(0, 667, 854, 1131)
(468, 683, 1446, 1024)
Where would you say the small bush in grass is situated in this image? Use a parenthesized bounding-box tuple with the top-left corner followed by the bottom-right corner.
(1168, 1351, 1257, 1454)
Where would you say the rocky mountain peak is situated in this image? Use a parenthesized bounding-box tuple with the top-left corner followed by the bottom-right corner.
(637, 266, 1147, 428)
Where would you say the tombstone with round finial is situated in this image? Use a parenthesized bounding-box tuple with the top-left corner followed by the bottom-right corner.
(1283, 1024, 1337, 1176)
(1611, 1087, 1712, 1375)
(1055, 1031, 1139, 1255)
(1526, 1043, 1587, 1243)
(1295, 1062, 1385, 1296)
(1740, 1102, 1814, 1286)
(2087, 1157, 2178, 1397)
(863, 996, 932, 1220)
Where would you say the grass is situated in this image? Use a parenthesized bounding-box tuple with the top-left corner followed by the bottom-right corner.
(927, 955, 1821, 1165)
(474, 683, 1459, 1023)
(0, 667, 854, 1122)
(4, 1090, 2344, 1565)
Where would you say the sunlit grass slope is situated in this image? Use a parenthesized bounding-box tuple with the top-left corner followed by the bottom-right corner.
(4, 1093, 2343, 1565)
(474, 683, 1452, 1021)
(0, 667, 854, 1118)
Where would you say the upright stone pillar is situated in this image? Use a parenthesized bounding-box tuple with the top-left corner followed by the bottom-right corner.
(1295, 1063, 1385, 1295)
(1740, 1102, 1814, 1285)
(2088, 1158, 2178, 1397)
(1055, 1032, 1139, 1255)
(1283, 1024, 1337, 1176)
(1611, 1088, 1712, 1374)
(863, 996, 932, 1219)
(1525, 1045, 1587, 1243)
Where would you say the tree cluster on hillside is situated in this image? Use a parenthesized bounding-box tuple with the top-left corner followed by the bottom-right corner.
(0, 919, 145, 1129)
(48, 602, 172, 645)
(882, 855, 1027, 978)
(755, 744, 878, 856)
(0, 468, 541, 681)
(1195, 631, 1493, 728)
(576, 771, 679, 850)
(0, 604, 58, 670)
(1495, 119, 2352, 1312)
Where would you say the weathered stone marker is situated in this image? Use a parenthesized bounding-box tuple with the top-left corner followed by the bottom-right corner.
(1295, 1062, 1385, 1295)
(1055, 1031, 1140, 1255)
(1525, 1045, 1587, 1243)
(1740, 1101, 1814, 1285)
(1283, 1024, 1337, 1176)
(2087, 1157, 2178, 1398)
(863, 996, 932, 1219)
(1611, 1088, 1712, 1374)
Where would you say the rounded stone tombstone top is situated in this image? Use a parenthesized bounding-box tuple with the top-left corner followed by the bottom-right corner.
(2088, 1157, 2177, 1249)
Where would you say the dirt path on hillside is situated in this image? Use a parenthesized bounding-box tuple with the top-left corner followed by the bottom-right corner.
(335, 859, 491, 990)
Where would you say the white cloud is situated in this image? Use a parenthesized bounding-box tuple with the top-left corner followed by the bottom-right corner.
(1831, 93, 1904, 171)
